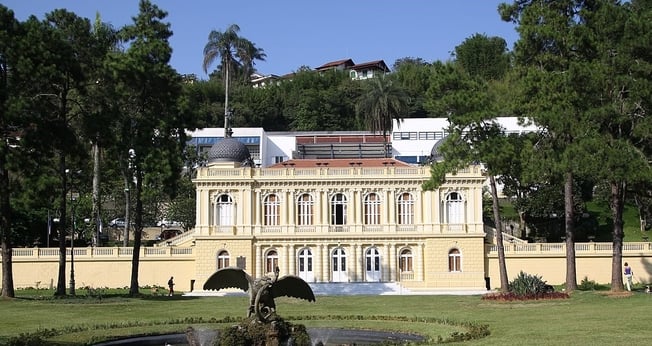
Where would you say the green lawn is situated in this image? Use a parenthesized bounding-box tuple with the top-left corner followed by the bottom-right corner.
(1, 289, 650, 345)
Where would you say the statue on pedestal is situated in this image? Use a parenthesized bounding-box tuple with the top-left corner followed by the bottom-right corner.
(203, 266, 316, 323)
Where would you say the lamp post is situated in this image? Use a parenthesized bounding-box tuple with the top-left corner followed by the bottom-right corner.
(66, 169, 79, 296)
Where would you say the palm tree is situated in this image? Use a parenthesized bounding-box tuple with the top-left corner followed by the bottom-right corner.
(237, 40, 266, 83)
(202, 24, 265, 125)
(355, 76, 410, 157)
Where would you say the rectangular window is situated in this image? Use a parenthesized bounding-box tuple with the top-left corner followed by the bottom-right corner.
(266, 258, 278, 273)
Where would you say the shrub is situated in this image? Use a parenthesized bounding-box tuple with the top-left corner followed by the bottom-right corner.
(508, 271, 550, 296)
(578, 276, 598, 291)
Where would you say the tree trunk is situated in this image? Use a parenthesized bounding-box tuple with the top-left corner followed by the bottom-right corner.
(123, 175, 130, 247)
(490, 175, 509, 292)
(129, 170, 144, 296)
(633, 195, 646, 233)
(0, 140, 15, 298)
(564, 171, 577, 292)
(92, 141, 101, 246)
(55, 153, 68, 296)
(610, 181, 626, 291)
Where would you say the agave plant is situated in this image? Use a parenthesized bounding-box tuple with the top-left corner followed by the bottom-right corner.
(508, 271, 550, 296)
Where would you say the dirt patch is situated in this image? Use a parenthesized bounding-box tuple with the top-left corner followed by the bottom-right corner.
(598, 291, 633, 298)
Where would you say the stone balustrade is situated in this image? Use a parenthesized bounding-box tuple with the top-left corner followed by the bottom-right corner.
(9, 246, 194, 261)
(487, 242, 652, 255)
(195, 165, 483, 180)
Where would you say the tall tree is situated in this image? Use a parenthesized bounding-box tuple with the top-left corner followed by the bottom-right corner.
(202, 24, 265, 126)
(354, 76, 410, 157)
(392, 57, 432, 117)
(0, 5, 20, 298)
(577, 0, 652, 291)
(423, 56, 513, 291)
(34, 9, 97, 296)
(78, 14, 119, 247)
(109, 0, 185, 296)
(500, 0, 596, 292)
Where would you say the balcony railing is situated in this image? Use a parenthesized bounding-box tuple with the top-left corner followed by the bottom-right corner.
(487, 242, 652, 255)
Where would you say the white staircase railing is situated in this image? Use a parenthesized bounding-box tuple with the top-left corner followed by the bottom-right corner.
(156, 228, 196, 247)
(484, 227, 527, 244)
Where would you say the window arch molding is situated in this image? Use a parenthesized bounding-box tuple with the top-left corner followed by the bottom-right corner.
(363, 192, 382, 225)
(448, 247, 462, 272)
(443, 190, 465, 203)
(211, 193, 235, 226)
(443, 190, 465, 225)
(398, 247, 413, 272)
(330, 192, 348, 226)
(396, 191, 415, 225)
(296, 193, 315, 226)
(265, 248, 279, 274)
(216, 249, 230, 269)
(262, 193, 282, 226)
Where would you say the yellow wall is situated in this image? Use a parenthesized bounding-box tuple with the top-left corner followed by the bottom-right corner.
(6, 247, 196, 292)
(485, 242, 652, 287)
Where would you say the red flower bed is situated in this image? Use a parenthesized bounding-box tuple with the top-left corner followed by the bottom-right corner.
(481, 291, 570, 301)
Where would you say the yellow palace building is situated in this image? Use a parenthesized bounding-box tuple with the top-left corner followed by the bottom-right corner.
(191, 135, 488, 292)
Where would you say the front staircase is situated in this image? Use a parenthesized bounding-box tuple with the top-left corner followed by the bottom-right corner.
(185, 281, 487, 296)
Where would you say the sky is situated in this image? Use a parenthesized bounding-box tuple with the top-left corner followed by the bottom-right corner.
(4, 1, 519, 80)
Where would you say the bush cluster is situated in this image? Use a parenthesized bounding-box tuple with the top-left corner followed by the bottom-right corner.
(508, 271, 551, 295)
(482, 271, 570, 301)
(578, 276, 599, 291)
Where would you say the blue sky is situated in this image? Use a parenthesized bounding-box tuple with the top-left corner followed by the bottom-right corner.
(4, 1, 518, 80)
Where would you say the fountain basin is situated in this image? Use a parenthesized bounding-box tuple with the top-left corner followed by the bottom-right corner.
(93, 327, 425, 345)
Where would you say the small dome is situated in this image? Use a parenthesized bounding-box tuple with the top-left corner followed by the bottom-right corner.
(207, 138, 251, 164)
(428, 139, 444, 163)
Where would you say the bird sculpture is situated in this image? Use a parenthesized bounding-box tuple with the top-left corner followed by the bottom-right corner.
(203, 266, 316, 322)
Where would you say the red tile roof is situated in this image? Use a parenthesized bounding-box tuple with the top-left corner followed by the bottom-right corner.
(351, 60, 390, 73)
(269, 158, 410, 168)
(315, 59, 355, 70)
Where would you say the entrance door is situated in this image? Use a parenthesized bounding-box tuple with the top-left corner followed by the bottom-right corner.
(331, 247, 348, 282)
(297, 248, 314, 282)
(365, 247, 381, 281)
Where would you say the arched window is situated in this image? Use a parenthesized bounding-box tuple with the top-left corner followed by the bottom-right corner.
(264, 194, 280, 225)
(448, 248, 461, 272)
(331, 193, 347, 225)
(217, 250, 230, 269)
(446, 192, 464, 224)
(266, 249, 279, 273)
(297, 193, 313, 225)
(397, 192, 414, 224)
(215, 194, 233, 225)
(399, 248, 413, 272)
(364, 193, 381, 225)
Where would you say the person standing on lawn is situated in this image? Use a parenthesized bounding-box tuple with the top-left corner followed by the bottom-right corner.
(623, 263, 633, 291)
(167, 276, 175, 296)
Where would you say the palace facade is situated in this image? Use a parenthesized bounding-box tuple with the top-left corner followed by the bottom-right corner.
(192, 156, 487, 291)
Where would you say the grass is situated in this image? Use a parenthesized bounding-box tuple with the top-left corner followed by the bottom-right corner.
(1, 288, 651, 345)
